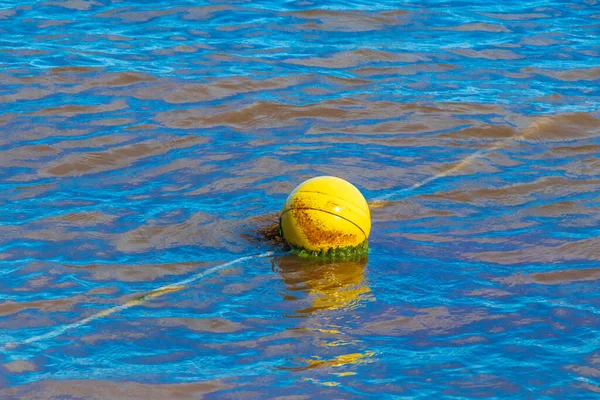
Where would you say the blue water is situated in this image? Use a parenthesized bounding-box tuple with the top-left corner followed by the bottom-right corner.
(1, 0, 600, 398)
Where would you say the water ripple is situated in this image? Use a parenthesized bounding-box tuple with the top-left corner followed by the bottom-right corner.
(1, 0, 600, 397)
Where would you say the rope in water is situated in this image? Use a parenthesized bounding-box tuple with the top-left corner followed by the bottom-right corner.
(373, 134, 524, 202)
(7, 133, 525, 349)
(5, 251, 278, 349)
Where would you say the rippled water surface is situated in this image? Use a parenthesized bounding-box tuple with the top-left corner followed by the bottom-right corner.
(1, 0, 600, 398)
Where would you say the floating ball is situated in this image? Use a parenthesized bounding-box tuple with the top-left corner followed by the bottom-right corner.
(280, 176, 371, 254)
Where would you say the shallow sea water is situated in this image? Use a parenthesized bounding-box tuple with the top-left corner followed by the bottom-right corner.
(1, 0, 600, 398)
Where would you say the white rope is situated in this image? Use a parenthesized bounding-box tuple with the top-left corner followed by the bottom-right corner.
(5, 251, 277, 349)
(373, 134, 524, 202)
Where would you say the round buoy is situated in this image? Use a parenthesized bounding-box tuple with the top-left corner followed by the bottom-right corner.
(280, 176, 371, 256)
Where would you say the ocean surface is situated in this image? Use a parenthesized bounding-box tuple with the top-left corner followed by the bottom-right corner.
(1, 0, 600, 398)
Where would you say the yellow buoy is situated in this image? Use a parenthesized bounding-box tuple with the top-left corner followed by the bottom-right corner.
(280, 176, 371, 255)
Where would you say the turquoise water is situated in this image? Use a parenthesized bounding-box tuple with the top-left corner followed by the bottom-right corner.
(1, 0, 600, 398)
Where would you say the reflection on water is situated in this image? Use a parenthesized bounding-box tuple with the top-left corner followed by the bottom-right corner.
(273, 255, 375, 373)
(274, 255, 372, 314)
